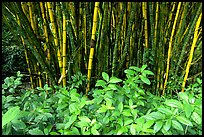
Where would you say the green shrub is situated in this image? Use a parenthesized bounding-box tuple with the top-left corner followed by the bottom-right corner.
(2, 67, 202, 135)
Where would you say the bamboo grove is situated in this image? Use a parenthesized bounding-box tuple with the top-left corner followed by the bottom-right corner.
(2, 2, 202, 96)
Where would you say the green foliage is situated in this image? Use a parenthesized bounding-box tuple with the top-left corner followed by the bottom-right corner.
(2, 67, 202, 135)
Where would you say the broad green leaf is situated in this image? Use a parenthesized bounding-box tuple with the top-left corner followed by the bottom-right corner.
(154, 121, 163, 133)
(191, 112, 201, 124)
(143, 120, 154, 129)
(112, 110, 120, 117)
(139, 75, 151, 85)
(50, 132, 60, 135)
(28, 128, 44, 135)
(70, 127, 80, 135)
(183, 103, 194, 118)
(124, 117, 133, 126)
(118, 102, 123, 113)
(118, 117, 123, 126)
(163, 119, 171, 132)
(2, 106, 20, 128)
(142, 70, 154, 75)
(171, 120, 184, 131)
(164, 99, 183, 109)
(79, 116, 91, 123)
(107, 83, 118, 90)
(149, 112, 165, 120)
(109, 77, 122, 83)
(36, 87, 44, 91)
(102, 72, 109, 82)
(157, 106, 172, 115)
(176, 116, 193, 126)
(129, 66, 140, 72)
(58, 103, 68, 110)
(65, 114, 77, 129)
(124, 69, 135, 75)
(117, 126, 128, 135)
(102, 116, 109, 124)
(44, 124, 53, 135)
(11, 119, 26, 130)
(178, 92, 189, 103)
(91, 126, 100, 135)
(142, 128, 155, 133)
(141, 64, 147, 72)
(129, 99, 133, 107)
(69, 103, 80, 114)
(130, 124, 137, 135)
(122, 109, 132, 117)
(95, 80, 107, 88)
(97, 105, 107, 113)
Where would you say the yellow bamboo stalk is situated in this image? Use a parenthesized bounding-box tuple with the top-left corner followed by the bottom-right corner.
(47, 2, 62, 72)
(62, 14, 67, 86)
(163, 2, 182, 95)
(181, 13, 202, 92)
(142, 2, 148, 48)
(86, 2, 100, 96)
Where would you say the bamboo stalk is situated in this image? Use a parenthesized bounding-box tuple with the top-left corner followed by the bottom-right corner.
(86, 2, 100, 95)
(163, 2, 182, 95)
(181, 13, 201, 92)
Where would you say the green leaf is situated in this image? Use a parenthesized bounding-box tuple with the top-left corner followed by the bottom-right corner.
(178, 92, 189, 103)
(36, 87, 44, 91)
(128, 99, 133, 107)
(91, 126, 100, 135)
(124, 117, 133, 126)
(157, 106, 173, 115)
(11, 119, 26, 130)
(65, 114, 77, 129)
(191, 112, 201, 124)
(107, 83, 118, 90)
(79, 116, 91, 123)
(2, 106, 20, 128)
(102, 72, 109, 82)
(109, 77, 122, 83)
(58, 103, 68, 110)
(176, 116, 193, 126)
(95, 80, 107, 88)
(141, 64, 147, 72)
(129, 66, 140, 72)
(97, 105, 107, 113)
(102, 116, 109, 124)
(118, 102, 123, 113)
(69, 103, 80, 114)
(124, 69, 135, 75)
(130, 124, 137, 135)
(183, 103, 194, 118)
(70, 127, 80, 135)
(154, 121, 163, 133)
(112, 110, 120, 117)
(171, 120, 184, 132)
(142, 70, 154, 75)
(164, 99, 183, 109)
(143, 120, 154, 129)
(28, 128, 44, 135)
(149, 112, 165, 120)
(139, 75, 151, 85)
(163, 119, 171, 132)
(117, 126, 128, 135)
(122, 109, 132, 117)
